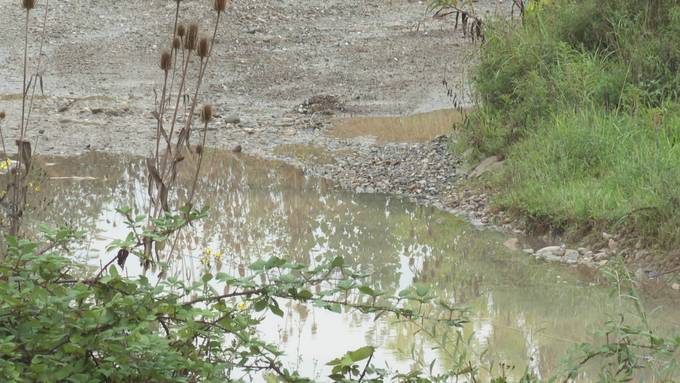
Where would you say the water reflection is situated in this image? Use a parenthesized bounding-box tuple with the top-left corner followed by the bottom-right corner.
(21, 151, 680, 381)
(328, 108, 467, 143)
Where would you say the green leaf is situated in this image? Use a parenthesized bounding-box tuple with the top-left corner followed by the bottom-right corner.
(415, 285, 429, 298)
(330, 256, 344, 269)
(358, 285, 376, 296)
(348, 346, 375, 362)
(269, 303, 284, 317)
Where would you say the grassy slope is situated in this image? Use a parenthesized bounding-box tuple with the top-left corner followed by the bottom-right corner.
(463, 0, 680, 250)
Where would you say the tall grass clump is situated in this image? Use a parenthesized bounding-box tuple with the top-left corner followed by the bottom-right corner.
(463, 0, 680, 249)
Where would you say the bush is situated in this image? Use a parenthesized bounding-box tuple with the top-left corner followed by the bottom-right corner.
(463, 0, 680, 247)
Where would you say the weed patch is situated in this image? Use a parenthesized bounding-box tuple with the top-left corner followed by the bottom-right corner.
(463, 0, 680, 249)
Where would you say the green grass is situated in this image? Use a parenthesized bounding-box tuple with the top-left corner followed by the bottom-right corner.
(463, 0, 680, 248)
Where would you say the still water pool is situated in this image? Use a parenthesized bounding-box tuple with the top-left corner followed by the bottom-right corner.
(23, 150, 680, 381)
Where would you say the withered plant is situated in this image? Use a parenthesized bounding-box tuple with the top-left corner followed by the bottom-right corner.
(0, 0, 50, 238)
(428, 0, 485, 42)
(144, 0, 231, 266)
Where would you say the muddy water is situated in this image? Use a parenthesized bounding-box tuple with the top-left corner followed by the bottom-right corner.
(20, 151, 680, 381)
(328, 108, 467, 144)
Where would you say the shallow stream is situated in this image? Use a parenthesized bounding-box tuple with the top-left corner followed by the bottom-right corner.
(21, 150, 680, 381)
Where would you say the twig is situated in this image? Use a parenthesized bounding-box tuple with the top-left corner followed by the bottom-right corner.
(358, 352, 374, 382)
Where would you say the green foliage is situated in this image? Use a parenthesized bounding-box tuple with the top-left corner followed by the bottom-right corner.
(562, 261, 680, 381)
(0, 215, 472, 382)
(463, 0, 680, 246)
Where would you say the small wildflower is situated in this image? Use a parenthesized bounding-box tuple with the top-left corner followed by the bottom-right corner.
(237, 302, 247, 311)
(200, 256, 210, 267)
(213, 250, 223, 262)
(0, 159, 15, 173)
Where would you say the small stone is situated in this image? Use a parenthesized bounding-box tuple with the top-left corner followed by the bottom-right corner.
(580, 256, 593, 264)
(608, 238, 618, 251)
(672, 283, 680, 291)
(565, 249, 579, 263)
(231, 144, 242, 153)
(598, 260, 609, 266)
(522, 248, 534, 254)
(503, 238, 521, 251)
(243, 128, 255, 134)
(224, 115, 241, 124)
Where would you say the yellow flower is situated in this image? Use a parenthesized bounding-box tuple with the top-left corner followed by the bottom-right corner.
(200, 255, 210, 267)
(238, 302, 247, 311)
(203, 248, 212, 256)
(0, 159, 14, 172)
(213, 251, 223, 261)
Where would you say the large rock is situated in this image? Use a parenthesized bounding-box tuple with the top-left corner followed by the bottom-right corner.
(469, 156, 503, 178)
(535, 246, 565, 261)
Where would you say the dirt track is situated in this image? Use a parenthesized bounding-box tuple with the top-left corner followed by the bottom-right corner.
(0, 0, 504, 157)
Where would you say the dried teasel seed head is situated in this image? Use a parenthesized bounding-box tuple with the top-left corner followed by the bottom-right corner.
(160, 50, 172, 72)
(184, 24, 199, 51)
(197, 37, 210, 58)
(177, 24, 186, 38)
(214, 0, 227, 13)
(0, 111, 6, 120)
(22, 0, 36, 10)
(195, 144, 204, 155)
(201, 104, 213, 123)
(172, 37, 181, 50)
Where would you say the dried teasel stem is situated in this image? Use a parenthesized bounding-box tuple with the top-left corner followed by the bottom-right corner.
(184, 23, 198, 51)
(20, 5, 30, 140)
(188, 104, 213, 202)
(22, 0, 36, 10)
(0, 111, 7, 156)
(197, 37, 210, 59)
(160, 50, 172, 72)
(24, 0, 50, 135)
(155, 50, 173, 169)
(166, 36, 182, 109)
(162, 30, 195, 176)
(170, 1, 181, 46)
(214, 0, 227, 13)
(200, 104, 213, 123)
(176, 13, 222, 152)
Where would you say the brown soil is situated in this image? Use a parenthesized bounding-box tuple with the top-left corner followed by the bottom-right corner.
(0, 0, 503, 157)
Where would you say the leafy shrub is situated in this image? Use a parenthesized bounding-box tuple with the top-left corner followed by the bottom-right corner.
(464, 0, 680, 247)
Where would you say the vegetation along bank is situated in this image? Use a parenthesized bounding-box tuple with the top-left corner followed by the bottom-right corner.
(458, 0, 680, 278)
